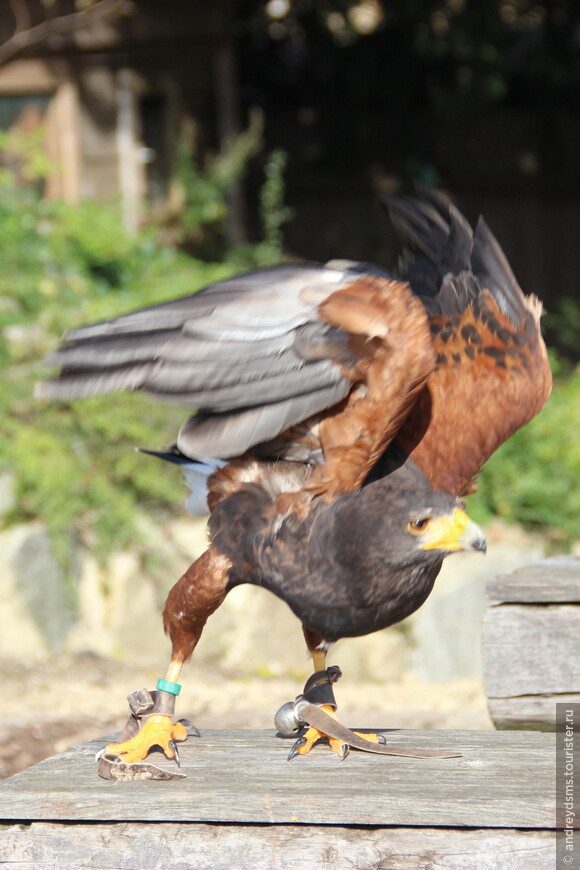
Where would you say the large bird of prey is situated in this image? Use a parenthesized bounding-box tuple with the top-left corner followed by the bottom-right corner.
(39, 190, 552, 763)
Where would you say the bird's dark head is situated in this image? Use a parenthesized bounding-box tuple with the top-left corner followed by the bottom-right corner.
(305, 478, 488, 640)
(402, 500, 487, 558)
(278, 465, 487, 642)
(328, 463, 487, 577)
(369, 459, 487, 560)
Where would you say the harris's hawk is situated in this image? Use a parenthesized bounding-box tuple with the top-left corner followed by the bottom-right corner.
(38, 191, 552, 763)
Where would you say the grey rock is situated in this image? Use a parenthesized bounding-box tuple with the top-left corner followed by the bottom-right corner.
(0, 524, 76, 656)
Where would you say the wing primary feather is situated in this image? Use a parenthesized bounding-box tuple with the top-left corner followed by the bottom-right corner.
(142, 359, 343, 411)
(37, 365, 151, 399)
(440, 205, 473, 276)
(39, 356, 344, 410)
(176, 381, 351, 459)
(384, 196, 443, 261)
(49, 331, 299, 368)
(46, 330, 178, 368)
(471, 217, 528, 326)
(63, 264, 353, 342)
(386, 188, 534, 328)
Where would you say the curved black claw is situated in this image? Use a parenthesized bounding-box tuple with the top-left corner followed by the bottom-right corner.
(169, 739, 181, 767)
(339, 742, 350, 761)
(178, 718, 201, 738)
(288, 736, 307, 761)
(377, 734, 387, 744)
(94, 747, 121, 764)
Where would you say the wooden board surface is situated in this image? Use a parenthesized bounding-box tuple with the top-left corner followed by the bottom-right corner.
(482, 556, 580, 731)
(487, 556, 580, 604)
(0, 729, 556, 829)
(482, 604, 580, 698)
(487, 694, 580, 731)
(0, 822, 555, 870)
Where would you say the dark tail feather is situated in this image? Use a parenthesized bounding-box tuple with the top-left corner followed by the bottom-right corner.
(137, 447, 224, 516)
(137, 445, 192, 465)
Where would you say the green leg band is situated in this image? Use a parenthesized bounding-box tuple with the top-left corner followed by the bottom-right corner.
(156, 678, 181, 696)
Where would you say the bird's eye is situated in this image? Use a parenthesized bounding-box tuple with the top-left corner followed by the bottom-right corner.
(407, 517, 431, 535)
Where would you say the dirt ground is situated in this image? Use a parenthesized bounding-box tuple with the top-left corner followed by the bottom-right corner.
(0, 652, 491, 779)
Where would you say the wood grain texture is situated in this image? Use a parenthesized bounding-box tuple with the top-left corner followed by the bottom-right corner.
(482, 557, 580, 731)
(482, 604, 580, 698)
(488, 694, 580, 731)
(487, 556, 580, 604)
(0, 822, 555, 870)
(0, 730, 556, 828)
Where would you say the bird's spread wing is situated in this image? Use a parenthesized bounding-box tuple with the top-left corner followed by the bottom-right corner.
(38, 263, 436, 495)
(38, 192, 552, 506)
(385, 191, 552, 496)
(40, 265, 356, 458)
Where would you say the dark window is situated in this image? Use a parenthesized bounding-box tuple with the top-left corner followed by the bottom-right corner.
(0, 94, 51, 130)
(140, 94, 169, 202)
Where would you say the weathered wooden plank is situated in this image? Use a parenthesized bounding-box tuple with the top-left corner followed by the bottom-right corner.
(487, 694, 580, 731)
(487, 556, 580, 604)
(482, 604, 580, 697)
(0, 730, 556, 828)
(482, 558, 580, 730)
(0, 822, 555, 870)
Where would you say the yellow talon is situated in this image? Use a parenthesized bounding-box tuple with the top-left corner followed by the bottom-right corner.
(353, 731, 381, 743)
(295, 706, 343, 757)
(292, 706, 382, 758)
(105, 715, 188, 764)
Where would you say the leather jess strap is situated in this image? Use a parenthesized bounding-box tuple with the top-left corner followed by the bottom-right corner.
(295, 701, 462, 759)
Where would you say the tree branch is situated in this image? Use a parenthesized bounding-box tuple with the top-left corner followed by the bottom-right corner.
(0, 0, 126, 67)
(9, 0, 32, 35)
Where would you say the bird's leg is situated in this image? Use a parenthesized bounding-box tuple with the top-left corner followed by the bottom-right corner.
(289, 663, 349, 759)
(286, 627, 384, 759)
(101, 548, 230, 765)
(102, 659, 190, 765)
(311, 645, 327, 674)
(284, 627, 343, 757)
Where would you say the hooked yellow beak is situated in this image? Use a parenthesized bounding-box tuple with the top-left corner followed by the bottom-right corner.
(419, 508, 487, 554)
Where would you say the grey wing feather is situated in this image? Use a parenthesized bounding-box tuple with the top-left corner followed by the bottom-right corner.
(46, 331, 299, 368)
(143, 359, 344, 411)
(42, 350, 338, 406)
(62, 265, 345, 341)
(176, 382, 351, 459)
(38, 263, 360, 460)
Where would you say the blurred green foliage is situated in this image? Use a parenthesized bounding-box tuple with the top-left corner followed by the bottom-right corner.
(228, 148, 296, 270)
(0, 127, 51, 187)
(169, 114, 295, 270)
(258, 149, 295, 261)
(173, 110, 264, 254)
(545, 298, 580, 362)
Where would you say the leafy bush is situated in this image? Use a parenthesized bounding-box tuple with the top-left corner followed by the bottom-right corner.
(173, 111, 263, 253)
(544, 298, 580, 362)
(1, 239, 234, 565)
